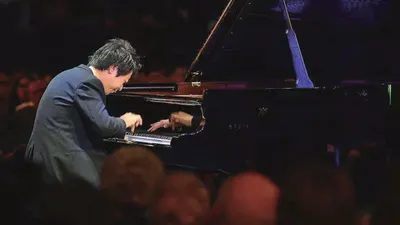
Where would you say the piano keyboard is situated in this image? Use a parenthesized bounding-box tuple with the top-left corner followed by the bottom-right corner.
(123, 131, 175, 147)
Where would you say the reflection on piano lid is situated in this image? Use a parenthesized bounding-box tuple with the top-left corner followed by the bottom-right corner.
(105, 93, 205, 149)
(109, 93, 202, 106)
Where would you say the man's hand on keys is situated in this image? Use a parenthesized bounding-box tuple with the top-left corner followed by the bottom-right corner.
(120, 113, 143, 133)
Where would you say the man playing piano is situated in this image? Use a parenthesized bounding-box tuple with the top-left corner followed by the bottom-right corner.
(148, 111, 205, 132)
(25, 38, 143, 187)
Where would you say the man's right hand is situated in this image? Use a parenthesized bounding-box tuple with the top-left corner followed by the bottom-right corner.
(120, 113, 143, 133)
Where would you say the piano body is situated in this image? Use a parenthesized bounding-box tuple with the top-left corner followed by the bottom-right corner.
(104, 0, 393, 176)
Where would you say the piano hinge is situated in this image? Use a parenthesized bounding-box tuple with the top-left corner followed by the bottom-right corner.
(189, 71, 202, 82)
(191, 82, 202, 87)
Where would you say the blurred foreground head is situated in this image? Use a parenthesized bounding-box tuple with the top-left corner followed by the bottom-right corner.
(278, 160, 356, 225)
(149, 171, 210, 225)
(100, 146, 165, 206)
(209, 171, 280, 225)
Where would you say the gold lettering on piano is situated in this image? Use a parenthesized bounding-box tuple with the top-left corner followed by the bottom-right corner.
(258, 107, 268, 117)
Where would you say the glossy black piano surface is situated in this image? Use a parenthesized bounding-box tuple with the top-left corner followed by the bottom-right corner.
(104, 0, 396, 175)
(105, 85, 389, 175)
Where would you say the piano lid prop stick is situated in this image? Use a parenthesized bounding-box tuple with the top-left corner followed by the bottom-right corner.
(186, 0, 236, 81)
(279, 0, 314, 88)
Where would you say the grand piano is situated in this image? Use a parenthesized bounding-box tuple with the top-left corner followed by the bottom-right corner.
(104, 0, 395, 177)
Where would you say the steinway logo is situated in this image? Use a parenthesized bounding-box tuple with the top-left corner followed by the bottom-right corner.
(258, 107, 268, 116)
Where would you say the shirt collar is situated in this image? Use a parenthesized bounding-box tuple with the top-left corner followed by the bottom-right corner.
(77, 64, 93, 74)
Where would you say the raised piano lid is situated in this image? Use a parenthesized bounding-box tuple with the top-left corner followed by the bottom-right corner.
(121, 0, 395, 98)
(186, 0, 297, 84)
(122, 0, 298, 98)
(186, 0, 394, 84)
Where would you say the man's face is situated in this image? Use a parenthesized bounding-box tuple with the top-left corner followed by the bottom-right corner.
(104, 66, 133, 95)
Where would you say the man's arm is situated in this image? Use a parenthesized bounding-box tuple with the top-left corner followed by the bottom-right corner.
(74, 81, 126, 138)
(148, 112, 205, 132)
(170, 111, 205, 129)
(190, 115, 205, 128)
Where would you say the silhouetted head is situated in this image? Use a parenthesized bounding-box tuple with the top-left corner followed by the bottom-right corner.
(209, 171, 280, 225)
(149, 172, 210, 225)
(278, 160, 356, 225)
(100, 146, 165, 206)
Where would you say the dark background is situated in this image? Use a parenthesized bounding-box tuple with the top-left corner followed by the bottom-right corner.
(0, 0, 398, 81)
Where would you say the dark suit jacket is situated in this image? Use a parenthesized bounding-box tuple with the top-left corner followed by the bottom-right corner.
(25, 64, 126, 187)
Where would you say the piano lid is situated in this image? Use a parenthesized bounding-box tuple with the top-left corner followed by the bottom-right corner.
(186, 0, 396, 84)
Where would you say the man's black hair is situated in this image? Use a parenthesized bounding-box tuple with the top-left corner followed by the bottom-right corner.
(88, 38, 142, 76)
